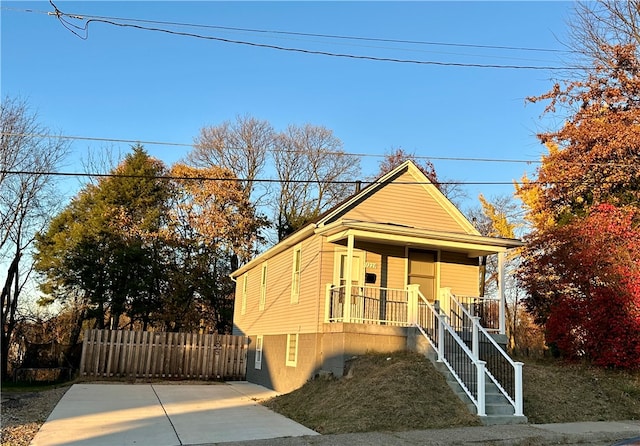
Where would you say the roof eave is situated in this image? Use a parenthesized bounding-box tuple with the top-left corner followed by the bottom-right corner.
(230, 223, 316, 278)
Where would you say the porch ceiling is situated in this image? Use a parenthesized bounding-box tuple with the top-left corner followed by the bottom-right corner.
(316, 220, 524, 257)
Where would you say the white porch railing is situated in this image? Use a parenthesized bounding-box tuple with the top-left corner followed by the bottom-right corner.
(324, 283, 524, 418)
(412, 287, 488, 416)
(325, 284, 411, 325)
(449, 295, 501, 333)
(446, 291, 523, 417)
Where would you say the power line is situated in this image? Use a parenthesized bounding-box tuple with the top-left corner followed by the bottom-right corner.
(6, 131, 640, 169)
(1, 169, 636, 187)
(5, 5, 572, 54)
(46, 7, 575, 55)
(0, 168, 473, 184)
(40, 2, 579, 71)
(1, 131, 542, 165)
(2, 132, 193, 148)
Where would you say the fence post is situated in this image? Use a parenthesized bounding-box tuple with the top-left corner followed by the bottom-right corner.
(93, 329, 103, 377)
(471, 316, 480, 360)
(476, 360, 486, 417)
(514, 361, 524, 416)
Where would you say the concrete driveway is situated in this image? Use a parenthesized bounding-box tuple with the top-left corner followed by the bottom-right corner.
(30, 382, 318, 446)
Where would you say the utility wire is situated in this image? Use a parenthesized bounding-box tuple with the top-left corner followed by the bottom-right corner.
(7, 132, 640, 170)
(6, 131, 640, 168)
(42, 1, 579, 71)
(6, 5, 572, 54)
(1, 169, 637, 187)
(0, 131, 543, 165)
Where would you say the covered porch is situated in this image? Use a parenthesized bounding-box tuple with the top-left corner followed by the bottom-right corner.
(316, 220, 524, 335)
(325, 284, 502, 332)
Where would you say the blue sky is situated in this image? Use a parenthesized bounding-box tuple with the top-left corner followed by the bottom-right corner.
(2, 1, 575, 212)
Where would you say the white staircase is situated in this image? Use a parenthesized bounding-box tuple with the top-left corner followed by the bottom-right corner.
(411, 289, 527, 425)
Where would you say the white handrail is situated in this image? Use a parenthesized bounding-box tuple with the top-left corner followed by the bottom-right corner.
(415, 290, 486, 416)
(448, 292, 524, 417)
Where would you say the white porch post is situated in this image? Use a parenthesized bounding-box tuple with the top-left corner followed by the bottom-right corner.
(324, 283, 333, 323)
(437, 314, 447, 362)
(343, 234, 354, 322)
(471, 316, 480, 360)
(407, 284, 419, 325)
(514, 361, 524, 417)
(498, 251, 506, 335)
(476, 360, 487, 417)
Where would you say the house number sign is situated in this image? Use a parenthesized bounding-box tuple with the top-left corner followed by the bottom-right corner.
(365, 262, 377, 269)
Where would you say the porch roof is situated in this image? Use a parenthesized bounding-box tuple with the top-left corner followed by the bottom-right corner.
(315, 220, 524, 257)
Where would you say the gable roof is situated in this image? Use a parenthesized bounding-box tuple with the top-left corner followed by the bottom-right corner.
(316, 160, 480, 235)
(230, 160, 520, 278)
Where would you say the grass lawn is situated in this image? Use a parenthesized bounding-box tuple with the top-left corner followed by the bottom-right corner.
(1, 381, 70, 394)
(523, 358, 640, 423)
(264, 351, 640, 434)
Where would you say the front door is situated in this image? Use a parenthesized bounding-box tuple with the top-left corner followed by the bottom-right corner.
(334, 251, 363, 288)
(408, 249, 436, 302)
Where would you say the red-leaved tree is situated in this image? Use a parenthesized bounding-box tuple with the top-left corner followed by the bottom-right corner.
(521, 204, 640, 368)
(517, 44, 640, 368)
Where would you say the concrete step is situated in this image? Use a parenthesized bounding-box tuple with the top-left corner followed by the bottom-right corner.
(485, 402, 515, 416)
(481, 415, 528, 426)
(485, 391, 510, 404)
(410, 327, 526, 425)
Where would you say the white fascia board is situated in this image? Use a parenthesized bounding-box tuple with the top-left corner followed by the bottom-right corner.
(318, 221, 523, 256)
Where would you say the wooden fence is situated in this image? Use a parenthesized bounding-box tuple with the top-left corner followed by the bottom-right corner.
(79, 329, 248, 380)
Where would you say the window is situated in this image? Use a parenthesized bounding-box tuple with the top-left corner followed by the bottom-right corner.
(241, 273, 248, 315)
(255, 335, 263, 370)
(291, 245, 302, 303)
(286, 333, 298, 367)
(259, 262, 267, 311)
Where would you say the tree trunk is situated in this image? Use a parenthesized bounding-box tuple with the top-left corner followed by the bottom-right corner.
(1, 252, 21, 381)
(478, 255, 487, 297)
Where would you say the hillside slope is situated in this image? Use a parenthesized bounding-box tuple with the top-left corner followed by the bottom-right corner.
(265, 351, 640, 434)
(264, 351, 480, 434)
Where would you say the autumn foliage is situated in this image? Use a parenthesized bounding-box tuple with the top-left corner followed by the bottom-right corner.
(521, 204, 640, 368)
(518, 45, 640, 368)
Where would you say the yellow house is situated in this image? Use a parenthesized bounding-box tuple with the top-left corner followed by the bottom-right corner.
(231, 160, 525, 421)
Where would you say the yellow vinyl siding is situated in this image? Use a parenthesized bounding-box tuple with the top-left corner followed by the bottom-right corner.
(341, 171, 465, 233)
(356, 242, 406, 290)
(234, 236, 323, 336)
(440, 251, 479, 297)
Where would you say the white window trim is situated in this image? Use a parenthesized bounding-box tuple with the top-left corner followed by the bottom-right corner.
(259, 262, 267, 311)
(255, 335, 263, 370)
(241, 273, 248, 315)
(286, 333, 298, 367)
(291, 244, 302, 304)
